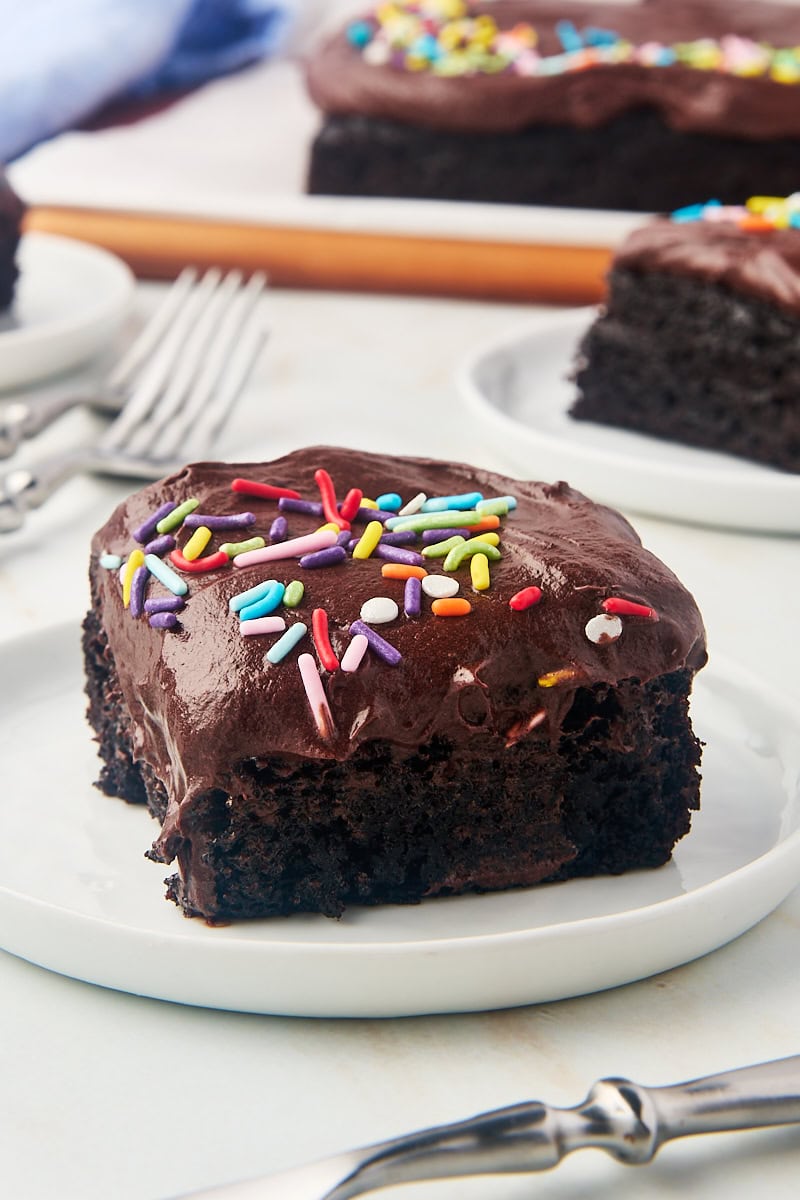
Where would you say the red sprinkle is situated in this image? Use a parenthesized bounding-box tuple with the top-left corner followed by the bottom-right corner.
(509, 586, 542, 612)
(312, 607, 339, 671)
(231, 478, 301, 501)
(602, 597, 659, 621)
(315, 467, 348, 530)
(339, 487, 363, 523)
(169, 549, 230, 574)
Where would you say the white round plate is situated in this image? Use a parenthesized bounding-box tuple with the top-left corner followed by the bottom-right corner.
(0, 232, 134, 390)
(1, 624, 798, 1018)
(458, 308, 800, 534)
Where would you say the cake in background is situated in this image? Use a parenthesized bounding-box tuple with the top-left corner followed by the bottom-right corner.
(0, 169, 24, 311)
(571, 195, 800, 474)
(306, 0, 800, 211)
(83, 447, 706, 922)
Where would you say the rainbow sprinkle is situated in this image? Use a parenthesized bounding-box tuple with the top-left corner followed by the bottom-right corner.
(347, 3, 800, 85)
(672, 194, 800, 232)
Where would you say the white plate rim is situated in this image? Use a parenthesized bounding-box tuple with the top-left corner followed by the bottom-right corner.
(0, 625, 798, 1015)
(457, 307, 800, 529)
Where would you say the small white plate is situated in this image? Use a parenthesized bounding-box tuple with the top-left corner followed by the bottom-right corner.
(1, 624, 798, 1018)
(459, 308, 800, 534)
(0, 232, 134, 391)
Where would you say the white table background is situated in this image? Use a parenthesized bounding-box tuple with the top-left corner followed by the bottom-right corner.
(1, 284, 799, 1200)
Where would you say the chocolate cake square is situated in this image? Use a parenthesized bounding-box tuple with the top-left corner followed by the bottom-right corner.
(0, 169, 24, 311)
(306, 1, 800, 212)
(571, 197, 800, 473)
(83, 448, 706, 921)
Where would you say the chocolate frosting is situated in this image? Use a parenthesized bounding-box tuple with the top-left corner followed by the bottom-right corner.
(306, 1, 800, 138)
(90, 448, 706, 850)
(614, 217, 800, 316)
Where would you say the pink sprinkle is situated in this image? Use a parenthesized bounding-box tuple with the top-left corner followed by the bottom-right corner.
(341, 633, 369, 673)
(298, 652, 334, 738)
(232, 529, 338, 567)
(239, 616, 287, 637)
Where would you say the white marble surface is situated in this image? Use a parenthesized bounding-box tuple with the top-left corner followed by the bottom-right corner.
(0, 284, 799, 1200)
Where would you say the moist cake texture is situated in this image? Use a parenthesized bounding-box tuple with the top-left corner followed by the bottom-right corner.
(571, 195, 800, 473)
(83, 448, 706, 921)
(307, 1, 800, 211)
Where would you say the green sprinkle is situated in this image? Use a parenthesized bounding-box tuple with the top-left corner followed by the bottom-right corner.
(220, 537, 266, 558)
(283, 580, 305, 608)
(476, 498, 509, 516)
(422, 536, 466, 559)
(387, 510, 483, 533)
(443, 539, 503, 572)
(156, 497, 199, 534)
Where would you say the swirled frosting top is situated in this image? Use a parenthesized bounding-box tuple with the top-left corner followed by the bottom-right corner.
(90, 447, 706, 857)
(306, 1, 800, 137)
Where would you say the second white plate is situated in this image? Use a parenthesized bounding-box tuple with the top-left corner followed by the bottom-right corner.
(0, 232, 134, 391)
(1, 625, 799, 1017)
(459, 308, 800, 534)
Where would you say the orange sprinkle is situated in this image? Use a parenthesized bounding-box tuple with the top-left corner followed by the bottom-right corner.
(431, 597, 472, 617)
(469, 515, 500, 533)
(538, 667, 581, 688)
(381, 563, 428, 580)
(737, 216, 774, 233)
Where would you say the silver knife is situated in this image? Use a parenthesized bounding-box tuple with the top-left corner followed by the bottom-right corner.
(171, 1054, 800, 1199)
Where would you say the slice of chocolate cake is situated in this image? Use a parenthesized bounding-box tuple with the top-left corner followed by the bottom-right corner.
(571, 196, 800, 473)
(83, 448, 706, 922)
(306, 1, 800, 212)
(0, 169, 24, 311)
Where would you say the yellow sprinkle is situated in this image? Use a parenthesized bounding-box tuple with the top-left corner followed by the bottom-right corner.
(538, 667, 581, 688)
(316, 522, 341, 534)
(747, 195, 785, 213)
(471, 530, 500, 547)
(182, 525, 212, 561)
(122, 549, 145, 609)
(471, 552, 490, 591)
(360, 497, 379, 510)
(352, 520, 383, 560)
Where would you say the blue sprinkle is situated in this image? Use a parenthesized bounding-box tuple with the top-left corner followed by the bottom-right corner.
(229, 579, 277, 613)
(265, 622, 308, 665)
(376, 492, 403, 512)
(346, 20, 373, 49)
(240, 582, 285, 621)
(422, 492, 483, 513)
(144, 554, 188, 597)
(556, 20, 583, 53)
(99, 553, 122, 570)
(582, 26, 620, 47)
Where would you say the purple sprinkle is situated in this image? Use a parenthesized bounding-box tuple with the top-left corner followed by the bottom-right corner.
(299, 545, 348, 569)
(380, 530, 418, 546)
(349, 620, 402, 666)
(404, 576, 421, 618)
(149, 611, 178, 630)
(144, 596, 185, 614)
(133, 501, 176, 545)
(336, 529, 352, 547)
(270, 515, 289, 543)
(373, 544, 426, 567)
(352, 507, 393, 525)
(421, 528, 470, 544)
(144, 533, 176, 556)
(129, 566, 149, 618)
(279, 497, 324, 517)
(183, 512, 256, 531)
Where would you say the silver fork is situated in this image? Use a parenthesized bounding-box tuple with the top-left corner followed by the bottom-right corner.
(0, 266, 200, 459)
(171, 1055, 800, 1199)
(0, 269, 268, 533)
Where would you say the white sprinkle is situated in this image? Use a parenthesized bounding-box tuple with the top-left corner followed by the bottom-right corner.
(398, 491, 426, 516)
(585, 613, 623, 644)
(360, 596, 399, 625)
(421, 575, 460, 600)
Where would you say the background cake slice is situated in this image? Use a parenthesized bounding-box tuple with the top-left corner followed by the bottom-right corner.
(83, 448, 706, 922)
(306, 0, 800, 212)
(0, 169, 24, 312)
(571, 195, 800, 473)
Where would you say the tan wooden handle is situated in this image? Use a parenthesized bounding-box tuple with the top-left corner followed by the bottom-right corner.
(25, 205, 610, 304)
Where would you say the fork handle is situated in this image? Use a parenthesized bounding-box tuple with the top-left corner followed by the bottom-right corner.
(0, 389, 99, 459)
(329, 1055, 800, 1198)
(0, 450, 95, 532)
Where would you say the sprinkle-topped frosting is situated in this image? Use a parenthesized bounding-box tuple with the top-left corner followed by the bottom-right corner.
(615, 196, 800, 316)
(306, 1, 800, 138)
(89, 448, 706, 852)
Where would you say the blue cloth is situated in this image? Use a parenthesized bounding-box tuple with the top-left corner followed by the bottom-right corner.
(0, 0, 294, 163)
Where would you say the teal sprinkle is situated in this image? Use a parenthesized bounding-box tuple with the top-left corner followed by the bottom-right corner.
(265, 621, 308, 665)
(144, 554, 188, 597)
